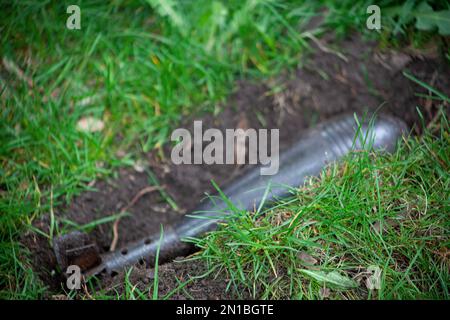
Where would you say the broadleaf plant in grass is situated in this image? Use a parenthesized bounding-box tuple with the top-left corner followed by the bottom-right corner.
(383, 0, 450, 36)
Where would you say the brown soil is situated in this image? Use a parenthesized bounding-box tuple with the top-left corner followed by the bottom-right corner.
(22, 34, 450, 299)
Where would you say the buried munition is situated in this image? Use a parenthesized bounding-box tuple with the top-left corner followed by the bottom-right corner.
(53, 113, 408, 277)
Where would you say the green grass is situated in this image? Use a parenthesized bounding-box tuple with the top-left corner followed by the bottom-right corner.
(0, 0, 448, 299)
(191, 110, 449, 299)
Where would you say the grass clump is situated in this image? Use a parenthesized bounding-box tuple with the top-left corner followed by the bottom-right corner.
(194, 111, 449, 299)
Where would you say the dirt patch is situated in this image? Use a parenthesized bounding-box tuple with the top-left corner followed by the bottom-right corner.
(97, 258, 251, 300)
(22, 34, 450, 299)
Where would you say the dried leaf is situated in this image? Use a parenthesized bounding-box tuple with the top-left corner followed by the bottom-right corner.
(297, 251, 318, 266)
(133, 160, 146, 173)
(371, 218, 400, 234)
(76, 116, 104, 133)
(320, 287, 331, 298)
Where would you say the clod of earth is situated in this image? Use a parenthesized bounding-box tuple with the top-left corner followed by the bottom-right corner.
(53, 113, 407, 277)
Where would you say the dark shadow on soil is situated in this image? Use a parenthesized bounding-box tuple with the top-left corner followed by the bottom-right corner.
(22, 34, 450, 299)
